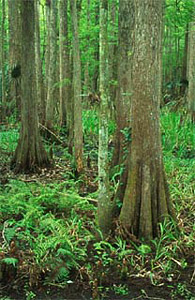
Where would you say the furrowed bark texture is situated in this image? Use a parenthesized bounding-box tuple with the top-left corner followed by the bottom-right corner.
(11, 0, 49, 173)
(111, 0, 134, 201)
(119, 0, 174, 240)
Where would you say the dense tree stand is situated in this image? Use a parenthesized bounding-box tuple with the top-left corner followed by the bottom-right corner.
(11, 0, 49, 173)
(118, 0, 175, 240)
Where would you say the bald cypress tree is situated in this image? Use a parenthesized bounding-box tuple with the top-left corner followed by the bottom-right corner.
(187, 22, 195, 123)
(70, 0, 83, 174)
(119, 0, 175, 239)
(45, 0, 57, 131)
(97, 0, 113, 235)
(11, 0, 49, 173)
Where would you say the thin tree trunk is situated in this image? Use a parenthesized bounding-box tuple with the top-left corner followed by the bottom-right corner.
(97, 0, 114, 236)
(187, 22, 195, 123)
(70, 0, 83, 174)
(168, 26, 173, 83)
(84, 0, 90, 96)
(92, 1, 99, 93)
(1, 0, 6, 121)
(108, 0, 117, 120)
(45, 1, 50, 99)
(59, 0, 71, 128)
(182, 24, 188, 83)
(179, 24, 189, 97)
(8, 0, 21, 119)
(45, 0, 57, 131)
(35, 0, 45, 124)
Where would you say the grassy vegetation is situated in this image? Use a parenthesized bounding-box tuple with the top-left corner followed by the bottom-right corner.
(0, 109, 194, 299)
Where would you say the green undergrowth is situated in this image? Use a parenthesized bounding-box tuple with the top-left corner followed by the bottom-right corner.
(0, 172, 194, 299)
(0, 181, 96, 287)
(0, 109, 194, 299)
(0, 128, 19, 153)
(161, 108, 194, 159)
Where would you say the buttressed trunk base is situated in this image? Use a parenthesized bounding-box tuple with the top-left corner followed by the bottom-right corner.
(119, 0, 175, 240)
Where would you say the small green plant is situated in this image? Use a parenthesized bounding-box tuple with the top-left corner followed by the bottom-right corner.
(114, 237, 134, 260)
(94, 241, 115, 267)
(113, 284, 129, 296)
(26, 290, 36, 300)
(2, 257, 18, 267)
(171, 283, 194, 300)
(120, 127, 132, 143)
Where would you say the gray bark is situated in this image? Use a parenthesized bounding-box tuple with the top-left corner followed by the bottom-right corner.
(45, 0, 57, 130)
(97, 0, 114, 236)
(70, 0, 83, 173)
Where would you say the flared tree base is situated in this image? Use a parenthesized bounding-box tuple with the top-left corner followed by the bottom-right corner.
(11, 132, 50, 174)
(119, 161, 175, 240)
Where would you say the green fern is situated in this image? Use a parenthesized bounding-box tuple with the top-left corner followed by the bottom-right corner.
(56, 266, 69, 282)
(2, 257, 18, 267)
(57, 248, 73, 257)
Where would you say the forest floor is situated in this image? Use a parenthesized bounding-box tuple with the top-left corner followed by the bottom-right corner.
(0, 111, 195, 300)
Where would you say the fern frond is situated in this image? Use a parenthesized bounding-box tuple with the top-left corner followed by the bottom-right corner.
(2, 257, 18, 267)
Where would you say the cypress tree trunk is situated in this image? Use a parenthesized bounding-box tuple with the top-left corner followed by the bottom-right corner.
(8, 0, 21, 119)
(97, 0, 114, 236)
(84, 0, 90, 95)
(45, 0, 50, 102)
(70, 0, 83, 174)
(111, 0, 134, 202)
(92, 0, 99, 93)
(180, 24, 188, 96)
(59, 0, 71, 129)
(187, 22, 195, 123)
(1, 0, 6, 122)
(119, 0, 175, 240)
(45, 0, 57, 131)
(108, 0, 117, 120)
(182, 24, 188, 82)
(11, 0, 49, 173)
(35, 0, 45, 124)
